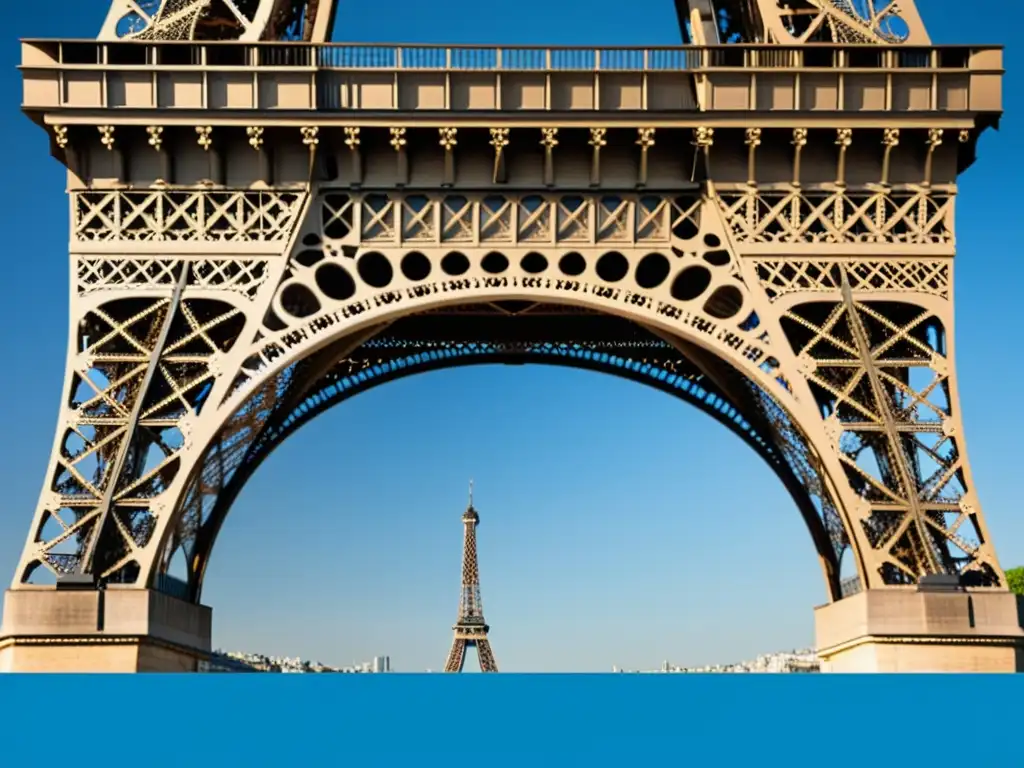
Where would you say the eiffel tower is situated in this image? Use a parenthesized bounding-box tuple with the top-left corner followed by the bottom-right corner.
(443, 482, 498, 673)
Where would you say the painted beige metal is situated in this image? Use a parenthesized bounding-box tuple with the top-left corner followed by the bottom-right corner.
(4, 0, 1017, 672)
(815, 589, 1024, 672)
(14, 129, 1002, 594)
(757, 0, 930, 46)
(20, 41, 1001, 118)
(0, 589, 211, 672)
(98, 0, 337, 43)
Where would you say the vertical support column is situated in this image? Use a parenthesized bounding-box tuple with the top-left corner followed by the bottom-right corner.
(636, 127, 655, 187)
(744, 128, 761, 186)
(924, 128, 943, 187)
(98, 125, 125, 183)
(791, 128, 808, 187)
(301, 126, 319, 179)
(691, 126, 713, 181)
(439, 127, 457, 187)
(195, 126, 222, 185)
(490, 128, 509, 184)
(247, 126, 271, 186)
(344, 127, 363, 187)
(390, 127, 408, 187)
(146, 126, 173, 185)
(540, 128, 558, 187)
(834, 128, 853, 187)
(53, 125, 85, 185)
(880, 128, 899, 186)
(589, 128, 606, 188)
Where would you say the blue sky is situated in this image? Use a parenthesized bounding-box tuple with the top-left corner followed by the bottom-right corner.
(0, 0, 1020, 672)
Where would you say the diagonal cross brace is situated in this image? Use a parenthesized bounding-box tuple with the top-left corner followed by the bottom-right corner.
(839, 267, 940, 575)
(73, 262, 191, 580)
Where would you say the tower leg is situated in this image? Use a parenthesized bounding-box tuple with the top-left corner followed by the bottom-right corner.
(444, 638, 467, 672)
(475, 638, 498, 672)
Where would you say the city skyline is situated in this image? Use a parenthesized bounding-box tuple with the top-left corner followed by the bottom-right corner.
(0, 0, 1021, 672)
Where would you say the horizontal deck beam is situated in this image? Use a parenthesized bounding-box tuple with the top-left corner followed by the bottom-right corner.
(21, 41, 1002, 118)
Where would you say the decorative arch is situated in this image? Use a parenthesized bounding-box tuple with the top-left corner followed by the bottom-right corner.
(159, 311, 849, 604)
(128, 183, 873, 608)
(17, 181, 1003, 609)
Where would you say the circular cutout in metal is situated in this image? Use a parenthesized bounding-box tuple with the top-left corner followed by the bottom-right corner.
(670, 266, 712, 302)
(357, 252, 393, 288)
(280, 282, 321, 318)
(595, 251, 629, 283)
(441, 252, 470, 276)
(559, 252, 586, 277)
(520, 252, 548, 274)
(481, 252, 509, 275)
(635, 253, 670, 289)
(315, 263, 356, 301)
(401, 252, 432, 282)
(704, 285, 744, 319)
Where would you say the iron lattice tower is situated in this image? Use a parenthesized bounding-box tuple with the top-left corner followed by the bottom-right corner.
(444, 483, 498, 673)
(2, 0, 1022, 674)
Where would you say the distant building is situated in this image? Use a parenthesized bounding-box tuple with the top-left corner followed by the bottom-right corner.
(616, 649, 821, 674)
(204, 650, 394, 673)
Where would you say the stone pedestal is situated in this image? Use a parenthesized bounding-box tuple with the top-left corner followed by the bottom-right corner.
(0, 588, 212, 673)
(815, 588, 1024, 672)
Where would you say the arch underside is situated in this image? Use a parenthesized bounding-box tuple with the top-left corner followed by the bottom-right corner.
(155, 303, 853, 604)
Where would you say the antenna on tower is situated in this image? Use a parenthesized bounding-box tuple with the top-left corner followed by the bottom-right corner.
(468, 478, 474, 507)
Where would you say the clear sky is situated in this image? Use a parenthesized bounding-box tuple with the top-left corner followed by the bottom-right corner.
(0, 0, 1020, 672)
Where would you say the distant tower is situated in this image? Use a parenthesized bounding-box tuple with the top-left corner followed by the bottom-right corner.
(443, 481, 498, 673)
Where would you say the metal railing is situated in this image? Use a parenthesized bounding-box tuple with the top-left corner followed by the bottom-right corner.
(23, 39, 994, 73)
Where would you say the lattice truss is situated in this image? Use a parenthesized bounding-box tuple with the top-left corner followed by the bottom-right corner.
(107, 0, 211, 40)
(712, 180, 995, 586)
(16, 189, 306, 585)
(718, 188, 953, 247)
(22, 291, 247, 583)
(754, 260, 949, 302)
(146, 190, 866, 602)
(99, 0, 927, 44)
(227, 191, 785, 397)
(777, 295, 999, 586)
(99, 0, 332, 41)
(73, 190, 304, 244)
(747, 0, 930, 44)
(17, 180, 995, 599)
